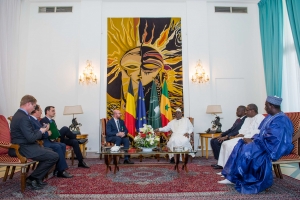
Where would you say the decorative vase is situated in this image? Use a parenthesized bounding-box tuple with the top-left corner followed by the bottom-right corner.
(141, 147, 153, 152)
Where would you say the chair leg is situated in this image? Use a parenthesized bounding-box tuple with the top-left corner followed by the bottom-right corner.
(21, 167, 27, 193)
(190, 156, 193, 163)
(3, 166, 10, 182)
(139, 155, 143, 162)
(165, 154, 169, 161)
(100, 153, 102, 160)
(9, 166, 16, 179)
(273, 164, 279, 178)
(277, 164, 283, 179)
(31, 163, 36, 170)
(26, 165, 30, 173)
(71, 150, 74, 165)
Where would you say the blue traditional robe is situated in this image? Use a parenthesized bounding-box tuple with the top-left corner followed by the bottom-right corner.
(222, 112, 294, 194)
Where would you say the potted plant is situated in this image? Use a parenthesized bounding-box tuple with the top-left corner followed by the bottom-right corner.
(134, 124, 160, 152)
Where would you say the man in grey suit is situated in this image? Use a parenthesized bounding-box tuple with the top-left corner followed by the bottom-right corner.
(9, 95, 59, 190)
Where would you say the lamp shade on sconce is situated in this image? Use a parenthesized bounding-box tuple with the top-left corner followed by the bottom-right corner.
(206, 105, 222, 114)
(63, 105, 83, 115)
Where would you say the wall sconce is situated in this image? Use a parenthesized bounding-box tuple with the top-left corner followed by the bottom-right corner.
(191, 60, 209, 83)
(79, 60, 97, 84)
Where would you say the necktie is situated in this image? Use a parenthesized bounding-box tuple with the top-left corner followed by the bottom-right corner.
(117, 120, 120, 132)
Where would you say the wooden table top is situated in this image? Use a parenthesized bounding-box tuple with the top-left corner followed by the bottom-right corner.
(197, 132, 221, 138)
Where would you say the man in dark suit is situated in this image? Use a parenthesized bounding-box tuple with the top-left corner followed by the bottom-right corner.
(106, 110, 134, 164)
(40, 106, 89, 168)
(210, 105, 246, 169)
(30, 105, 72, 178)
(9, 95, 59, 190)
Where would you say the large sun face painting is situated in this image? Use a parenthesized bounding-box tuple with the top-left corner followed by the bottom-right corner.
(107, 18, 183, 119)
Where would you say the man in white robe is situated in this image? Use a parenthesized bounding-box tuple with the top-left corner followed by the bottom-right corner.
(155, 108, 194, 163)
(217, 104, 265, 169)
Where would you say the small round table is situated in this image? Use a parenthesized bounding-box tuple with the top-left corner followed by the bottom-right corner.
(197, 133, 221, 159)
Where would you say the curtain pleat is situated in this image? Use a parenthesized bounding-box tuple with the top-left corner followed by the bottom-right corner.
(286, 0, 300, 66)
(258, 0, 283, 96)
(0, 0, 22, 116)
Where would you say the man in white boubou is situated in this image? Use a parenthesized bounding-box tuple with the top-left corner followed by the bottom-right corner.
(155, 108, 194, 163)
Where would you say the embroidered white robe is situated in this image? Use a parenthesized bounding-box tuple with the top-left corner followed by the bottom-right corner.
(218, 114, 265, 167)
(159, 117, 194, 159)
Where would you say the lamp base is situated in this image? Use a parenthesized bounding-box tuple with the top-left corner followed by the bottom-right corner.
(72, 131, 81, 135)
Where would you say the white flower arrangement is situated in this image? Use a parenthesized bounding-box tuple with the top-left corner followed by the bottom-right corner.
(134, 124, 160, 148)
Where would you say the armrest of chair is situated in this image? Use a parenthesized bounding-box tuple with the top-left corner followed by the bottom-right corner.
(0, 142, 27, 163)
(156, 132, 171, 142)
(36, 140, 44, 147)
(190, 132, 194, 142)
(101, 132, 107, 145)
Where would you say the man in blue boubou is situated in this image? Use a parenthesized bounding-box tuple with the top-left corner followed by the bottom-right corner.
(219, 96, 294, 194)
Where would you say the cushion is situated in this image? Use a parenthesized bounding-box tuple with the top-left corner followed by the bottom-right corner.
(279, 153, 300, 160)
(0, 115, 11, 155)
(285, 112, 300, 155)
(0, 154, 33, 164)
(66, 145, 73, 151)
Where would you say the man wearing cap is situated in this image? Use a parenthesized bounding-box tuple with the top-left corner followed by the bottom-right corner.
(154, 108, 194, 163)
(219, 96, 294, 194)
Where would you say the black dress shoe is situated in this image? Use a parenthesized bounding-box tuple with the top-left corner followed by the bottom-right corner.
(36, 179, 48, 186)
(123, 159, 134, 164)
(211, 164, 219, 167)
(57, 171, 73, 178)
(78, 160, 90, 168)
(170, 157, 175, 164)
(213, 165, 223, 169)
(26, 179, 43, 190)
(78, 139, 88, 144)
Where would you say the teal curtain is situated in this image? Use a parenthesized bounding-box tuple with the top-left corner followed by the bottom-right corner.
(286, 0, 300, 65)
(258, 0, 283, 96)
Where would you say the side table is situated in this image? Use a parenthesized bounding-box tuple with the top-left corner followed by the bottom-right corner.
(197, 133, 221, 159)
(76, 134, 88, 158)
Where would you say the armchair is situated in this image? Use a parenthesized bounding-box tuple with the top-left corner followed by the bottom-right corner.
(272, 112, 300, 179)
(0, 115, 37, 193)
(159, 117, 195, 162)
(100, 118, 115, 160)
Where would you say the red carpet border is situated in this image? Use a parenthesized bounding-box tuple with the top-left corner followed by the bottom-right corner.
(0, 157, 300, 199)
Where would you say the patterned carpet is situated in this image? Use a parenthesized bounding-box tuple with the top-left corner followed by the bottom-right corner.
(1, 157, 300, 199)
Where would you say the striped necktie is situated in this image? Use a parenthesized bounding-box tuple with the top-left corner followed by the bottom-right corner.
(117, 120, 120, 132)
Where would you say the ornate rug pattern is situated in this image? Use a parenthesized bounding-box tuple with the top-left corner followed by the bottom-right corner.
(1, 157, 300, 199)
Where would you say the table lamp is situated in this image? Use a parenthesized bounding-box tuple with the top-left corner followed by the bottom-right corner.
(206, 105, 222, 133)
(63, 105, 83, 132)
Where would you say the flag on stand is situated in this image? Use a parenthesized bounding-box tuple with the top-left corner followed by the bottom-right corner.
(148, 80, 161, 129)
(124, 78, 136, 138)
(136, 80, 147, 132)
(160, 80, 172, 128)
